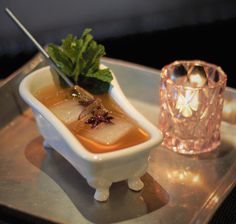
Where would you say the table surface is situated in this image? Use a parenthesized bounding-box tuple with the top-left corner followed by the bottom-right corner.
(0, 57, 236, 224)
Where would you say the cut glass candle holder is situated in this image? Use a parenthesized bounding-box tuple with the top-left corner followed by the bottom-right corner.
(159, 60, 227, 155)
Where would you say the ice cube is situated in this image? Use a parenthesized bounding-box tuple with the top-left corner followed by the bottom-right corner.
(50, 99, 84, 123)
(82, 116, 134, 145)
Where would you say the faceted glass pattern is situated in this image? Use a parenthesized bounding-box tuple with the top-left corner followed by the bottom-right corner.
(159, 60, 227, 154)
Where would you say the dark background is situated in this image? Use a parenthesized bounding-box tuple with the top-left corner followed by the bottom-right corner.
(0, 0, 236, 223)
(1, 0, 236, 88)
(1, 20, 236, 90)
(1, 18, 236, 88)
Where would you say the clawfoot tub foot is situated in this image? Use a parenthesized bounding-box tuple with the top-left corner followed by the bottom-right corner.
(87, 178, 112, 202)
(128, 177, 144, 191)
(94, 188, 110, 202)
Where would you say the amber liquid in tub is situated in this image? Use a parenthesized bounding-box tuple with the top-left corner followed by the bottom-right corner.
(35, 85, 149, 153)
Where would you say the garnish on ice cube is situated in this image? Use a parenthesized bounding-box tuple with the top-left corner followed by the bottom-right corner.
(71, 85, 114, 128)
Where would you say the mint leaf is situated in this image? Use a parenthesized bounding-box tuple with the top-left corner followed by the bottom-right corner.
(72, 33, 94, 83)
(48, 28, 113, 94)
(83, 43, 105, 75)
(86, 69, 113, 83)
(48, 44, 74, 76)
(61, 34, 81, 64)
(81, 28, 92, 38)
(79, 77, 110, 95)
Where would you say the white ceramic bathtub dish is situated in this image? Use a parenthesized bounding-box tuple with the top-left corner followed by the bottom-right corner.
(19, 65, 163, 201)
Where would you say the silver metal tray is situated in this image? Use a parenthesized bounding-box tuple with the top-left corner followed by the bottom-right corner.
(0, 56, 236, 224)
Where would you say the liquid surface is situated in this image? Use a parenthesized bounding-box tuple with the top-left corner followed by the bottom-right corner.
(35, 85, 149, 153)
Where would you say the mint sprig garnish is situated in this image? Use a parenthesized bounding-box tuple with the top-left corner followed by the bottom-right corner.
(48, 28, 113, 94)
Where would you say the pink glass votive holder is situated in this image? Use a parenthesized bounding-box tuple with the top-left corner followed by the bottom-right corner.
(159, 60, 227, 154)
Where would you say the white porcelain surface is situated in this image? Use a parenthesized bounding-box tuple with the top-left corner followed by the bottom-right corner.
(19, 65, 163, 201)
